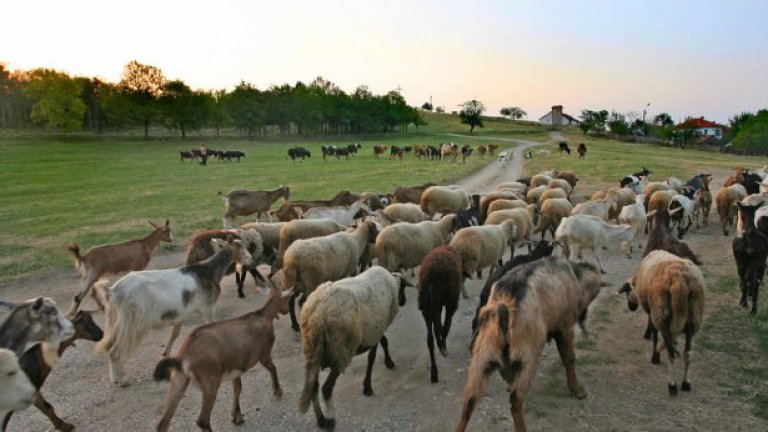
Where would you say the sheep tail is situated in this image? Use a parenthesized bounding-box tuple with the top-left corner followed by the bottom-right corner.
(660, 290, 677, 358)
(153, 358, 183, 382)
(298, 322, 325, 414)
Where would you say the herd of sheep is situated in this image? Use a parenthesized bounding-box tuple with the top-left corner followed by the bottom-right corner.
(3, 149, 768, 431)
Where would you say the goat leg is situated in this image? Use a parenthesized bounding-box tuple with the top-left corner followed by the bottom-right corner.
(423, 311, 439, 383)
(231, 377, 244, 425)
(263, 356, 283, 398)
(28, 392, 74, 432)
(156, 374, 190, 432)
(553, 328, 586, 399)
(195, 377, 221, 432)
(162, 324, 182, 358)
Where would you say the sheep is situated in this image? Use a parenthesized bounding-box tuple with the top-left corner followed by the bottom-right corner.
(417, 246, 464, 383)
(376, 202, 427, 225)
(480, 191, 522, 222)
(732, 202, 768, 314)
(456, 257, 603, 432)
(643, 181, 671, 209)
(153, 287, 293, 432)
(554, 215, 633, 273)
(282, 221, 379, 331)
(471, 240, 557, 332)
(276, 218, 347, 268)
(547, 178, 573, 196)
(273, 190, 359, 222)
(618, 250, 705, 395)
(95, 236, 253, 386)
(375, 215, 458, 274)
(0, 348, 36, 427)
(487, 198, 526, 214)
(618, 194, 647, 256)
(667, 176, 685, 193)
(694, 186, 712, 228)
(487, 144, 499, 156)
(221, 185, 290, 227)
(420, 185, 470, 217)
(484, 205, 537, 256)
(530, 174, 552, 188)
(0, 297, 75, 358)
(4, 310, 103, 432)
(647, 190, 678, 232)
(296, 199, 371, 226)
(185, 229, 268, 298)
(537, 149, 551, 157)
(668, 195, 696, 239)
(297, 267, 411, 429)
(538, 187, 568, 206)
(525, 185, 549, 205)
(449, 220, 518, 288)
(716, 184, 747, 236)
(495, 181, 527, 194)
(556, 171, 579, 188)
(571, 190, 618, 221)
(592, 187, 635, 222)
(392, 182, 438, 204)
(66, 220, 173, 315)
(239, 221, 285, 261)
(534, 198, 573, 240)
(497, 151, 510, 164)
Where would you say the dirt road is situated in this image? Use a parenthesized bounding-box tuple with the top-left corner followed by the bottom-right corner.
(3, 136, 765, 431)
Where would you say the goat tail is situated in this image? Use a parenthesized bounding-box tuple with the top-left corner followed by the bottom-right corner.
(67, 244, 82, 268)
(153, 357, 184, 382)
(660, 290, 677, 358)
(95, 301, 144, 360)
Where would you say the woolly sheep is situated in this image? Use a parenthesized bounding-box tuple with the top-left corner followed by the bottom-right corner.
(555, 171, 579, 188)
(525, 185, 549, 205)
(538, 187, 567, 206)
(487, 199, 526, 214)
(530, 174, 552, 188)
(716, 184, 747, 236)
(449, 219, 518, 289)
(298, 267, 411, 429)
(282, 221, 379, 331)
(276, 218, 347, 267)
(479, 191, 521, 222)
(619, 250, 704, 395)
(378, 203, 426, 225)
(555, 214, 633, 273)
(375, 215, 458, 273)
(484, 205, 537, 256)
(534, 198, 573, 240)
(496, 182, 528, 194)
(547, 178, 573, 196)
(420, 186, 470, 217)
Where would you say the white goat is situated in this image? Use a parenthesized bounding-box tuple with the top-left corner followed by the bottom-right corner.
(297, 199, 371, 226)
(571, 190, 618, 221)
(618, 194, 647, 256)
(555, 214, 633, 273)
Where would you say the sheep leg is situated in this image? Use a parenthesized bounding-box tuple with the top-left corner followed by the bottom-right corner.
(195, 375, 221, 432)
(650, 325, 661, 364)
(363, 345, 378, 396)
(592, 248, 606, 274)
(380, 335, 396, 369)
(553, 328, 586, 399)
(263, 356, 283, 398)
(235, 271, 246, 298)
(681, 322, 694, 392)
(156, 373, 190, 432)
(33, 392, 74, 432)
(422, 311, 439, 383)
(643, 317, 653, 340)
(162, 324, 182, 358)
(321, 369, 340, 424)
(442, 308, 455, 355)
(231, 377, 244, 425)
(289, 291, 301, 332)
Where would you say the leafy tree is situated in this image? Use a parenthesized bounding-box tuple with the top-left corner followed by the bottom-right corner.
(158, 80, 210, 139)
(607, 111, 630, 135)
(732, 110, 768, 151)
(411, 109, 428, 131)
(224, 81, 264, 137)
(459, 99, 485, 134)
(119, 60, 165, 140)
(727, 111, 755, 142)
(579, 109, 609, 134)
(435, 106, 445, 113)
(421, 102, 433, 111)
(207, 89, 229, 136)
(24, 68, 85, 132)
(654, 112, 674, 127)
(500, 106, 526, 120)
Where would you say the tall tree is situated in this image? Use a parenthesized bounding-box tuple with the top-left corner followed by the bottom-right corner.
(607, 111, 630, 135)
(24, 68, 85, 132)
(732, 110, 768, 151)
(459, 99, 485, 134)
(727, 111, 755, 142)
(119, 60, 164, 140)
(654, 112, 674, 127)
(158, 80, 209, 139)
(500, 106, 526, 120)
(579, 109, 609, 134)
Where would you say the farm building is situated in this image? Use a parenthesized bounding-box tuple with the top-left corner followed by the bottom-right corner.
(538, 105, 581, 126)
(677, 117, 725, 138)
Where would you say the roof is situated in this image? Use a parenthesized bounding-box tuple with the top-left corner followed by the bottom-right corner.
(677, 117, 722, 129)
(538, 110, 581, 124)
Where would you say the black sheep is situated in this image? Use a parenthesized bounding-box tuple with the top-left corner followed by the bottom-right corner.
(733, 202, 768, 314)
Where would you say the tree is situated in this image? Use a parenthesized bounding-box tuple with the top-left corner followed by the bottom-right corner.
(435, 106, 445, 114)
(421, 102, 433, 111)
(223, 81, 264, 138)
(654, 112, 674, 127)
(727, 111, 755, 142)
(732, 110, 768, 151)
(579, 109, 609, 134)
(24, 68, 85, 132)
(119, 60, 165, 140)
(500, 106, 526, 120)
(459, 99, 485, 134)
(158, 80, 210, 139)
(607, 111, 630, 135)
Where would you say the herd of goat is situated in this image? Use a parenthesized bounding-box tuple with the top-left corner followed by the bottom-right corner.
(3, 150, 768, 431)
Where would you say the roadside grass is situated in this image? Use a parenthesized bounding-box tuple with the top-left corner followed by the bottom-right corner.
(420, 112, 549, 140)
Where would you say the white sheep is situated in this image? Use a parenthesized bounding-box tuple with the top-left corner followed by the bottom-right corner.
(449, 220, 518, 294)
(484, 205, 537, 256)
(525, 185, 549, 205)
(530, 174, 552, 188)
(538, 187, 568, 206)
(487, 199, 526, 214)
(547, 178, 573, 196)
(618, 194, 647, 256)
(282, 221, 379, 331)
(297, 267, 411, 429)
(571, 190, 618, 221)
(420, 186, 470, 217)
(378, 203, 426, 225)
(375, 215, 458, 273)
(276, 218, 347, 267)
(554, 214, 633, 273)
(297, 199, 371, 227)
(496, 182, 528, 194)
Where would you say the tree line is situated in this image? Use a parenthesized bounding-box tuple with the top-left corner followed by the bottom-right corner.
(0, 61, 426, 139)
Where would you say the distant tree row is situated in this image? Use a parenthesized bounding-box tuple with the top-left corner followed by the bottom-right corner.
(0, 61, 425, 139)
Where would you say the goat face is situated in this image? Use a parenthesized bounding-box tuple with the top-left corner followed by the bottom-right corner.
(27, 297, 75, 344)
(71, 310, 104, 342)
(150, 220, 173, 243)
(618, 282, 639, 311)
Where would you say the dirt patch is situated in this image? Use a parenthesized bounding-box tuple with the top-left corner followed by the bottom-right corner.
(3, 146, 765, 431)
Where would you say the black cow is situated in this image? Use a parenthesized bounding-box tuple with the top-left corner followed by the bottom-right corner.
(220, 150, 246, 162)
(577, 143, 587, 159)
(287, 147, 311, 162)
(334, 147, 350, 159)
(559, 142, 571, 155)
(321, 145, 338, 160)
(180, 150, 194, 162)
(347, 143, 362, 154)
(428, 145, 440, 160)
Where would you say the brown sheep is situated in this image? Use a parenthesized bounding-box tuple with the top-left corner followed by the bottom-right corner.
(716, 184, 747, 236)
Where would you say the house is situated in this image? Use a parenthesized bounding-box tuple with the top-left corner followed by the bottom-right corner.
(677, 117, 724, 138)
(538, 105, 581, 126)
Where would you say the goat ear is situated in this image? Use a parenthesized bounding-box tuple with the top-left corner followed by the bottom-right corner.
(29, 297, 45, 316)
(618, 282, 632, 295)
(165, 220, 170, 228)
(149, 220, 158, 229)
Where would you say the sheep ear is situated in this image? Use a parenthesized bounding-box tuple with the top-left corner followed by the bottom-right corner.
(618, 282, 632, 295)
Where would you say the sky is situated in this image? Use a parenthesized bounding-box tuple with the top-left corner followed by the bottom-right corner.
(3, 0, 767, 124)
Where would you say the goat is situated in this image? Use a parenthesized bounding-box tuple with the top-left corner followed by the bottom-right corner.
(577, 143, 587, 159)
(221, 185, 291, 228)
(732, 202, 768, 314)
(3, 311, 103, 432)
(273, 190, 359, 222)
(487, 144, 499, 156)
(558, 141, 571, 155)
(0, 349, 35, 428)
(0, 297, 74, 358)
(456, 257, 603, 432)
(95, 237, 253, 386)
(555, 215, 632, 274)
(392, 182, 438, 204)
(571, 190, 618, 221)
(619, 250, 704, 395)
(153, 287, 292, 432)
(66, 220, 172, 315)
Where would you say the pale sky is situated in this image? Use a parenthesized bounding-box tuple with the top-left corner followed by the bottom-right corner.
(3, 0, 767, 124)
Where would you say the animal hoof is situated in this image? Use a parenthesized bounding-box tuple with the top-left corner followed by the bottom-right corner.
(238, 292, 245, 298)
(431, 373, 439, 383)
(681, 381, 692, 392)
(59, 423, 75, 432)
(643, 331, 652, 341)
(572, 386, 587, 399)
(384, 359, 396, 369)
(651, 353, 661, 365)
(113, 380, 131, 388)
(274, 388, 283, 399)
(291, 324, 300, 332)
(668, 384, 678, 397)
(363, 387, 374, 396)
(318, 416, 336, 429)
(439, 347, 448, 358)
(751, 308, 758, 315)
(232, 413, 245, 425)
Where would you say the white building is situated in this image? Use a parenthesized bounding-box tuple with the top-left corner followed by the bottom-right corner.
(538, 105, 581, 126)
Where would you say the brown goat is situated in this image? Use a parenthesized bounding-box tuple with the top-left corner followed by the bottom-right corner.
(66, 220, 172, 315)
(487, 144, 499, 156)
(272, 190, 359, 222)
(456, 257, 603, 432)
(392, 182, 438, 204)
(153, 288, 292, 432)
(221, 185, 290, 227)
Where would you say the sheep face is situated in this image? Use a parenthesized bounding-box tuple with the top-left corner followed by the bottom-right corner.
(619, 281, 639, 311)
